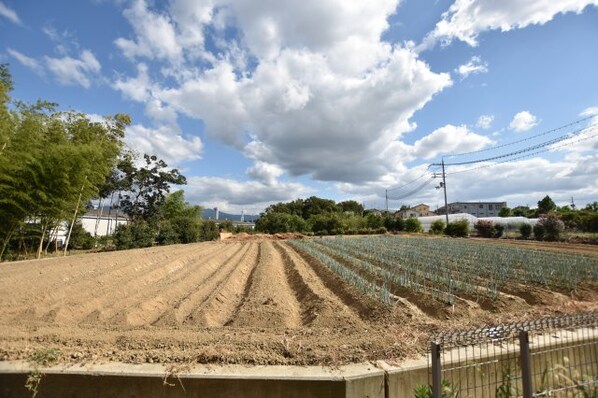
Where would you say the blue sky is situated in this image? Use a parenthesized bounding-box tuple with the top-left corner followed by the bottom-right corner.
(2, 0, 597, 213)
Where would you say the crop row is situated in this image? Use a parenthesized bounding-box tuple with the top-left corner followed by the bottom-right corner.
(290, 236, 598, 306)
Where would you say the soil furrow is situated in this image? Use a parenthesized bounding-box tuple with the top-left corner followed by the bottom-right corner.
(98, 243, 245, 326)
(273, 241, 365, 328)
(37, 244, 229, 324)
(185, 242, 260, 327)
(227, 241, 302, 329)
(0, 243, 213, 318)
(286, 242, 386, 322)
(107, 243, 246, 326)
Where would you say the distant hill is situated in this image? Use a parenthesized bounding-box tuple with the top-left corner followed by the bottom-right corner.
(201, 208, 259, 222)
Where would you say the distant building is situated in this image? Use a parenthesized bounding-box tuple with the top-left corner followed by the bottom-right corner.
(436, 202, 507, 218)
(80, 209, 129, 237)
(395, 203, 436, 219)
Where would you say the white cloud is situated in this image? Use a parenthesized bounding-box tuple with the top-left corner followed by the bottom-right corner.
(184, 175, 313, 212)
(113, 63, 151, 102)
(509, 110, 539, 132)
(125, 124, 203, 164)
(45, 50, 101, 88)
(476, 114, 494, 129)
(0, 2, 21, 25)
(420, 0, 598, 49)
(7, 48, 44, 75)
(412, 124, 493, 159)
(580, 106, 598, 117)
(246, 161, 284, 185)
(115, 0, 183, 62)
(455, 56, 488, 79)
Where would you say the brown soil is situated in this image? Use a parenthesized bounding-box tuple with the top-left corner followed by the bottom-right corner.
(0, 239, 596, 366)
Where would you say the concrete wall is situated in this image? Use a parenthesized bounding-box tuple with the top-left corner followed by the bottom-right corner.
(1, 330, 595, 398)
(0, 362, 385, 398)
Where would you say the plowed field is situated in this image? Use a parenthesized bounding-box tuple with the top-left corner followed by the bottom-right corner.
(0, 238, 596, 365)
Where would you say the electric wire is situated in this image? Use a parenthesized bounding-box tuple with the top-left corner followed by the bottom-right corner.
(446, 129, 598, 175)
(441, 123, 596, 166)
(444, 115, 595, 158)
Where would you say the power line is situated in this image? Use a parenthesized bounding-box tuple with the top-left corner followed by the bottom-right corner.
(444, 115, 595, 158)
(386, 166, 432, 192)
(440, 122, 597, 166)
(446, 128, 598, 175)
(387, 177, 435, 200)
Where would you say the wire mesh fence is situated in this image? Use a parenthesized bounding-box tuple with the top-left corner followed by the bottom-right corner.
(429, 311, 598, 398)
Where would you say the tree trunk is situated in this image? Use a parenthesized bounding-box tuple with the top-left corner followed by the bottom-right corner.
(0, 226, 16, 260)
(44, 219, 59, 254)
(36, 223, 47, 259)
(63, 183, 85, 256)
(94, 198, 104, 239)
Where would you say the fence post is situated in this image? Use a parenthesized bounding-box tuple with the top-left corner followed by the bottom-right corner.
(431, 341, 442, 398)
(519, 330, 533, 398)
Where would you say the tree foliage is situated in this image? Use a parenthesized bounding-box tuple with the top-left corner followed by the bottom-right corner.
(0, 65, 127, 259)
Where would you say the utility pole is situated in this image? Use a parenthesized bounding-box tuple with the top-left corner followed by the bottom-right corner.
(571, 197, 576, 210)
(432, 158, 449, 226)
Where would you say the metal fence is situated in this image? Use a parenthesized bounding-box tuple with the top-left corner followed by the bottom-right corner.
(429, 312, 598, 398)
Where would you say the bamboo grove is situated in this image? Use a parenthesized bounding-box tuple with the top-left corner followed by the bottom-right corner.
(0, 64, 128, 259)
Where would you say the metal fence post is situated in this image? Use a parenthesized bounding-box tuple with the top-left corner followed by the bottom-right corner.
(519, 330, 533, 398)
(431, 341, 442, 398)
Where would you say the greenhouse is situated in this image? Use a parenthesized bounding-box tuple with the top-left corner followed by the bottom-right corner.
(417, 213, 538, 232)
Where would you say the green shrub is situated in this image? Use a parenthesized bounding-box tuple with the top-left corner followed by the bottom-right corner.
(474, 220, 495, 238)
(519, 223, 532, 239)
(445, 219, 469, 237)
(533, 223, 545, 240)
(114, 224, 134, 250)
(200, 221, 219, 241)
(404, 217, 423, 233)
(430, 220, 445, 235)
(493, 224, 504, 238)
(67, 222, 95, 250)
(535, 213, 564, 241)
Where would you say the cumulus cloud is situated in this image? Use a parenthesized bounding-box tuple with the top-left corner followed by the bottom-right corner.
(420, 0, 598, 49)
(476, 114, 494, 129)
(45, 49, 101, 88)
(412, 124, 493, 159)
(113, 63, 151, 102)
(184, 175, 313, 212)
(125, 124, 203, 164)
(115, 0, 183, 62)
(0, 2, 21, 25)
(7, 48, 44, 75)
(246, 161, 284, 185)
(455, 56, 488, 79)
(509, 111, 539, 132)
(110, 0, 458, 186)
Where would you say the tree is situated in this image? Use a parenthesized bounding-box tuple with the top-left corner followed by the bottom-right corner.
(537, 195, 557, 215)
(498, 207, 512, 217)
(118, 153, 187, 223)
(302, 196, 339, 219)
(0, 65, 127, 259)
(338, 200, 364, 215)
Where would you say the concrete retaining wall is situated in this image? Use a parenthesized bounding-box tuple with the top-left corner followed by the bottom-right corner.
(0, 362, 385, 398)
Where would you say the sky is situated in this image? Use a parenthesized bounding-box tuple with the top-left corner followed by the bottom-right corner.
(2, 0, 597, 214)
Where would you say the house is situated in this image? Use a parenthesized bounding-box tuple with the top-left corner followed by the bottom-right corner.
(436, 202, 507, 218)
(410, 203, 436, 217)
(80, 209, 129, 237)
(395, 203, 436, 219)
